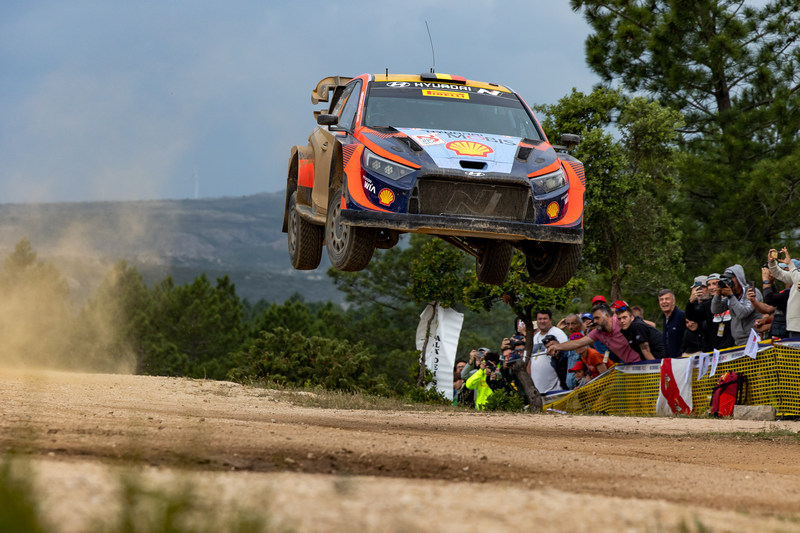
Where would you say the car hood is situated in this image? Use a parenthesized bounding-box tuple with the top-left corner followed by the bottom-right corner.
(393, 128, 557, 175)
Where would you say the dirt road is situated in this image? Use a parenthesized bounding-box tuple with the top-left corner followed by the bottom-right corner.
(1, 368, 799, 532)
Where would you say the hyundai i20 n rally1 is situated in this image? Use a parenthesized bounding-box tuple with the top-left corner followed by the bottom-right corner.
(282, 73, 585, 286)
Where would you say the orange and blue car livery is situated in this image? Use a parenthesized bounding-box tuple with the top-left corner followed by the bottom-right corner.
(308, 73, 584, 242)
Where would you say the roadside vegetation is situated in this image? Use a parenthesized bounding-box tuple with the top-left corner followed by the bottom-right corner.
(2, 2, 799, 406)
(0, 457, 274, 533)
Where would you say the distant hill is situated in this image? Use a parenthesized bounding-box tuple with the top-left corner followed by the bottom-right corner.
(0, 192, 343, 305)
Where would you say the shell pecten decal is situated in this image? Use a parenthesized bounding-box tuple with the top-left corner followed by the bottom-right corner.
(378, 188, 395, 206)
(547, 202, 560, 219)
(445, 141, 493, 158)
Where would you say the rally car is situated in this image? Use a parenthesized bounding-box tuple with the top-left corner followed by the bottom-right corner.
(282, 73, 585, 286)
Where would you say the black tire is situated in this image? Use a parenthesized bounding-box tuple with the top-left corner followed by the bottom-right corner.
(325, 189, 375, 271)
(525, 242, 582, 288)
(476, 240, 513, 285)
(287, 191, 323, 270)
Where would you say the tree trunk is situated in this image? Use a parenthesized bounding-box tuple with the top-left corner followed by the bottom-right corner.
(417, 302, 437, 388)
(518, 309, 543, 413)
(512, 363, 543, 412)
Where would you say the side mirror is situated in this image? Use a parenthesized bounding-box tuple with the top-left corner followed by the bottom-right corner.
(561, 133, 581, 149)
(317, 114, 339, 126)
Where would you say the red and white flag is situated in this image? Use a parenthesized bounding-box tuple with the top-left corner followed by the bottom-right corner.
(656, 357, 693, 416)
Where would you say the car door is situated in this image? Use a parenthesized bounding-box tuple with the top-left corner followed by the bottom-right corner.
(309, 80, 362, 213)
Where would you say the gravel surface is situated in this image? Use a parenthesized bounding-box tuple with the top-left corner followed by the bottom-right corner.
(2, 368, 799, 532)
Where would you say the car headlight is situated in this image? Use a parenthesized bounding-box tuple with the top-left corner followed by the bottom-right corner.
(362, 149, 415, 181)
(531, 167, 567, 193)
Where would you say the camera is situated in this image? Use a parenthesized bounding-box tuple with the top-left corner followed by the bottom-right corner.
(718, 276, 734, 289)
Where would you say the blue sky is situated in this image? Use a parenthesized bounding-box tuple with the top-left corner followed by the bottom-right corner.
(0, 1, 601, 203)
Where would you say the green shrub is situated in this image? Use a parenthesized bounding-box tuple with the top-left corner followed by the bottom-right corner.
(228, 327, 390, 395)
(483, 389, 526, 412)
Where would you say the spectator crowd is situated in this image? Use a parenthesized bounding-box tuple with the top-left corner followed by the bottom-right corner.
(453, 249, 800, 410)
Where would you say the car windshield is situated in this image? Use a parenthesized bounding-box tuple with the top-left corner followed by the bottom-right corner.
(363, 82, 542, 141)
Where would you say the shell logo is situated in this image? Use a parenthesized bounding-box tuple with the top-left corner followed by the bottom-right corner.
(547, 202, 560, 219)
(445, 141, 493, 157)
(378, 188, 395, 206)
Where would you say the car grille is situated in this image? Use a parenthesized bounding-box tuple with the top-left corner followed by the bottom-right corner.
(410, 179, 532, 220)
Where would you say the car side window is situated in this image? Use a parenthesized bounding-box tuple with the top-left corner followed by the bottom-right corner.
(337, 80, 362, 132)
(329, 84, 353, 117)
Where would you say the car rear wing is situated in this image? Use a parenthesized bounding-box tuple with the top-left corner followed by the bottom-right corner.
(311, 76, 353, 105)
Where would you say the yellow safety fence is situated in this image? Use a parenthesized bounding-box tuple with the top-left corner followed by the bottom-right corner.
(544, 340, 800, 417)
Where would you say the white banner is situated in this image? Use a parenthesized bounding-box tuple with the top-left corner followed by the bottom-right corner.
(656, 357, 694, 416)
(415, 303, 464, 401)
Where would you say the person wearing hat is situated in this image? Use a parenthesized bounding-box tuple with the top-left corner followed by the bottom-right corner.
(686, 273, 735, 350)
(768, 247, 800, 337)
(465, 351, 501, 410)
(568, 360, 591, 388)
(711, 264, 763, 345)
(591, 295, 607, 311)
(569, 332, 610, 379)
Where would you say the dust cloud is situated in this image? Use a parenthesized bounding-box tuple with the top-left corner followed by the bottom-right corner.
(0, 204, 165, 375)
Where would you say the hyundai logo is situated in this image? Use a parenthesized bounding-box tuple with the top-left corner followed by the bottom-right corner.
(465, 171, 485, 177)
(387, 82, 411, 87)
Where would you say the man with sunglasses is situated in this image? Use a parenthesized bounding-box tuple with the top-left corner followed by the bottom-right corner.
(614, 302, 665, 360)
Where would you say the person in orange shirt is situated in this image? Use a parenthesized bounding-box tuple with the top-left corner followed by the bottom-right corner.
(568, 332, 611, 378)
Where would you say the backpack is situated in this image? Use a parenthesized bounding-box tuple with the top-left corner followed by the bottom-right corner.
(710, 372, 748, 417)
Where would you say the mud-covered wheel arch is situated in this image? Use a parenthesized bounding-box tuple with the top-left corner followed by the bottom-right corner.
(281, 154, 299, 233)
(282, 146, 313, 233)
(288, 191, 323, 270)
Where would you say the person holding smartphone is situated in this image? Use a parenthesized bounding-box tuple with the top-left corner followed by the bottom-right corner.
(767, 247, 800, 337)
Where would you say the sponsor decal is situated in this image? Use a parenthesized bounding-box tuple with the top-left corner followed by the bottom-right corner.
(422, 89, 469, 100)
(465, 171, 485, 177)
(413, 133, 444, 146)
(547, 202, 560, 219)
(363, 176, 376, 194)
(445, 141, 494, 157)
(378, 188, 395, 206)
(379, 82, 507, 96)
(429, 130, 517, 146)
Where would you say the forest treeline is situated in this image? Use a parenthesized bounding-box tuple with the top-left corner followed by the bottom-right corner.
(2, 2, 798, 397)
(0, 237, 515, 397)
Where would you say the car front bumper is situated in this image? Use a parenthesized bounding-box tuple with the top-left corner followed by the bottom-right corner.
(340, 209, 583, 243)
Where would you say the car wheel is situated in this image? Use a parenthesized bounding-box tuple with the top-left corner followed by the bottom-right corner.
(475, 240, 513, 285)
(326, 188, 375, 271)
(525, 242, 582, 288)
(287, 191, 323, 270)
